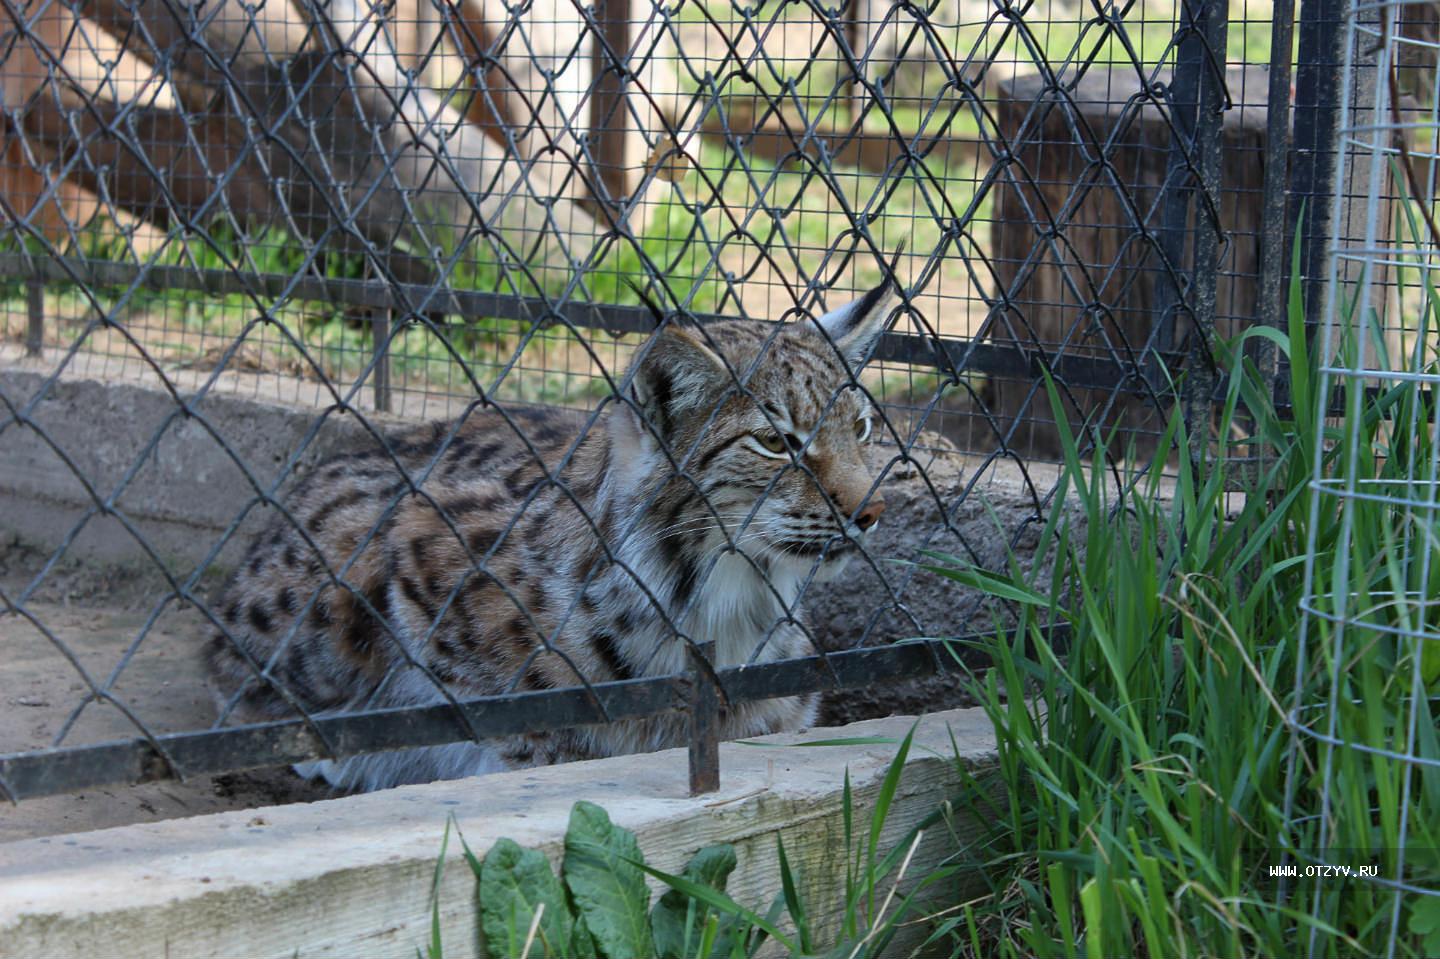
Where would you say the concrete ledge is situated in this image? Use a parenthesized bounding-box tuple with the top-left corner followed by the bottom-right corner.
(0, 361, 384, 569)
(0, 709, 998, 959)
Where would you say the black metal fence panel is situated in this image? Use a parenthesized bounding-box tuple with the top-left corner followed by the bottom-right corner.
(0, 0, 1360, 801)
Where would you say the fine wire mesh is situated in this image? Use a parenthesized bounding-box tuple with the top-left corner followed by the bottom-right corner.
(1289, 0, 1440, 953)
(0, 0, 1248, 796)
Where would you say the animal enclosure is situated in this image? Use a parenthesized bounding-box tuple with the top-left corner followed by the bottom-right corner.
(0, 0, 1411, 805)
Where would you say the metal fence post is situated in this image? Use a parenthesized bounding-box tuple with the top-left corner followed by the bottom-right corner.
(1154, 4, 1204, 381)
(687, 641, 720, 796)
(589, 0, 631, 210)
(24, 277, 43, 357)
(1257, 0, 1299, 406)
(372, 309, 392, 414)
(1288, 0, 1365, 331)
(1179, 0, 1230, 459)
(846, 0, 864, 122)
(1288, 0, 1383, 364)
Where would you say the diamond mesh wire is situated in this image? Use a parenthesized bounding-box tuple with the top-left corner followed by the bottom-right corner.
(0, 0, 1265, 801)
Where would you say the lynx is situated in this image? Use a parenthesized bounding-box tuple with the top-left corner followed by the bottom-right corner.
(207, 282, 896, 791)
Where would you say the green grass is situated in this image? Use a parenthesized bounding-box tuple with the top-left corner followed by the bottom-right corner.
(914, 222, 1440, 955)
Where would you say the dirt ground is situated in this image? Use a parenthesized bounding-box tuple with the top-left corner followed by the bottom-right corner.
(0, 544, 331, 843)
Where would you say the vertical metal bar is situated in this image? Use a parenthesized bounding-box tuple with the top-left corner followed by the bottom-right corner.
(1289, 0, 1383, 347)
(1181, 0, 1230, 456)
(1152, 11, 1204, 388)
(846, 0, 864, 123)
(687, 641, 720, 796)
(24, 278, 43, 357)
(1288, 0, 1348, 331)
(1257, 0, 1298, 408)
(372, 309, 392, 414)
(589, 0, 631, 209)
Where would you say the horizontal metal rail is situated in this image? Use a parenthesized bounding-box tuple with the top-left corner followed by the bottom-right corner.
(10, 246, 1395, 416)
(0, 634, 1026, 802)
(0, 254, 1154, 394)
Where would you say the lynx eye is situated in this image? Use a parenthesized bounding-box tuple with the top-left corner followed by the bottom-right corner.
(753, 430, 797, 456)
(854, 417, 872, 442)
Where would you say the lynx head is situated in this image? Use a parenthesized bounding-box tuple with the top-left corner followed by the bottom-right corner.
(617, 281, 898, 581)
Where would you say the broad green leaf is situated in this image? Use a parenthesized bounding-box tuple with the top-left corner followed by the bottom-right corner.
(479, 838, 574, 959)
(571, 913, 599, 959)
(1410, 896, 1440, 957)
(651, 844, 738, 958)
(563, 801, 655, 958)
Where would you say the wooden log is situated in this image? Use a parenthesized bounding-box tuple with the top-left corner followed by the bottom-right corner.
(62, 0, 601, 273)
(0, 133, 94, 239)
(21, 55, 437, 288)
(697, 100, 986, 176)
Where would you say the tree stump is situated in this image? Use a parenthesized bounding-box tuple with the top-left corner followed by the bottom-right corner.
(984, 66, 1274, 459)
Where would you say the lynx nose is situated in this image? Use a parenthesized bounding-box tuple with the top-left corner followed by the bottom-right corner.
(854, 499, 886, 532)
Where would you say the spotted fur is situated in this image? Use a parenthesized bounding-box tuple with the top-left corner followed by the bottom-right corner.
(207, 283, 897, 790)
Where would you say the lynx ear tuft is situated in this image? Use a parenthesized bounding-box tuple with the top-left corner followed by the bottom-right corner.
(814, 279, 899, 366)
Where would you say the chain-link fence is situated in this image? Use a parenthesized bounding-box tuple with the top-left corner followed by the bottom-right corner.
(0, 0, 1361, 802)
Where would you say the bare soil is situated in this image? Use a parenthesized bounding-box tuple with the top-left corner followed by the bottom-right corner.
(0, 541, 330, 843)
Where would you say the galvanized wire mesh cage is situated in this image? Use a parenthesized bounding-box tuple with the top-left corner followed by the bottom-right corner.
(0, 0, 1342, 805)
(1289, 0, 1440, 951)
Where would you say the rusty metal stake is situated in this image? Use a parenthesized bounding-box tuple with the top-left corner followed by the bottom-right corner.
(371, 309, 392, 414)
(687, 640, 720, 796)
(25, 278, 43, 357)
(846, 0, 863, 123)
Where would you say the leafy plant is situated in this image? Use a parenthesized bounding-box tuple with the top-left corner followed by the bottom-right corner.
(448, 800, 770, 959)
(420, 721, 951, 958)
(919, 224, 1440, 956)
(478, 839, 577, 957)
(649, 844, 742, 959)
(563, 802, 656, 957)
